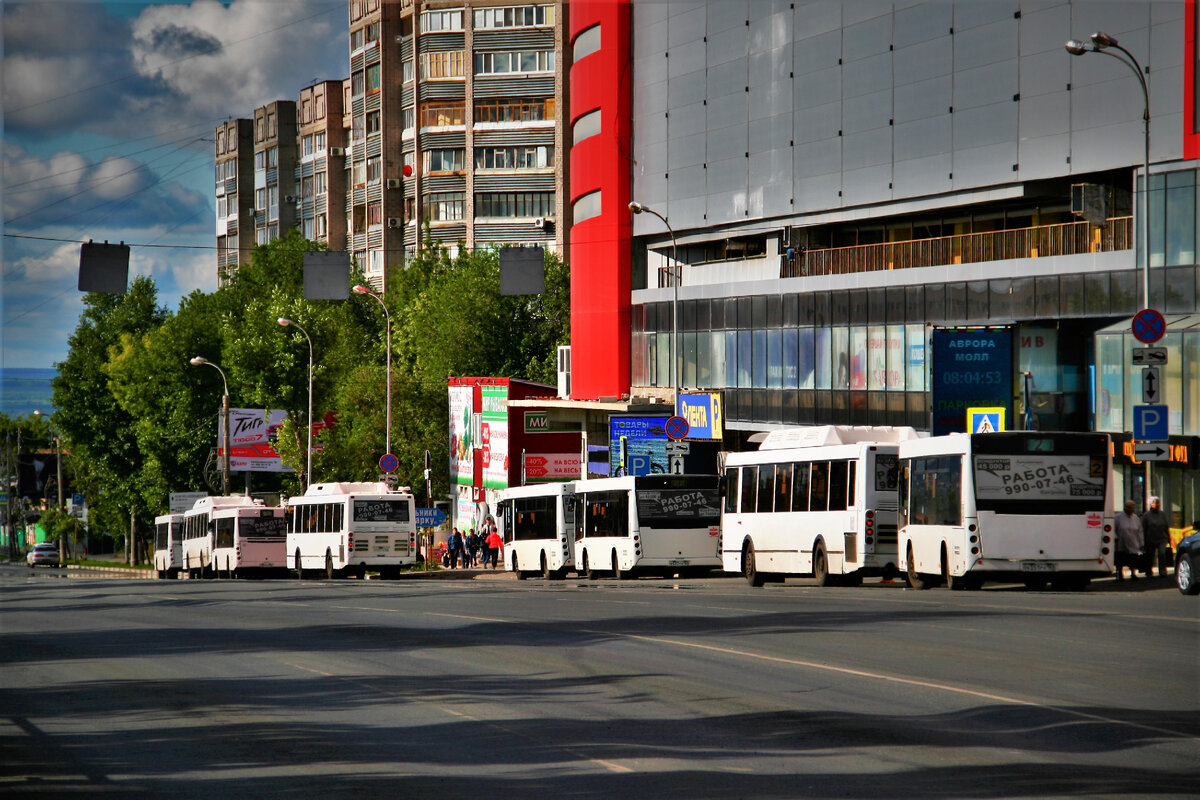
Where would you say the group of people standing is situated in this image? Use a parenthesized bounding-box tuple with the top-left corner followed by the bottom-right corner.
(1113, 496, 1179, 581)
(444, 518, 503, 569)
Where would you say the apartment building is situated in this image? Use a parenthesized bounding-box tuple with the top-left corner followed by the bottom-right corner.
(565, 0, 1199, 513)
(345, 0, 568, 288)
(296, 81, 348, 253)
(214, 119, 255, 284)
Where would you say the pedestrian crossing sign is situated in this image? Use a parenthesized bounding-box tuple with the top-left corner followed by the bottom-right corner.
(966, 407, 1006, 434)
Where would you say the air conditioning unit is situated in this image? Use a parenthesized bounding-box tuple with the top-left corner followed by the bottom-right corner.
(557, 345, 571, 399)
(284, 195, 297, 204)
(533, 217, 552, 231)
(328, 146, 345, 156)
(386, 178, 401, 189)
(1071, 183, 1110, 226)
(387, 217, 403, 228)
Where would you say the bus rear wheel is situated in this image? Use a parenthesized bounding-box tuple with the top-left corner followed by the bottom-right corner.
(613, 552, 632, 580)
(906, 543, 932, 590)
(514, 555, 526, 580)
(942, 546, 962, 590)
(744, 542, 765, 588)
(813, 543, 831, 587)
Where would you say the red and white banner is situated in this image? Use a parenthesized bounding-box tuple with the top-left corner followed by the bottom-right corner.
(524, 453, 582, 483)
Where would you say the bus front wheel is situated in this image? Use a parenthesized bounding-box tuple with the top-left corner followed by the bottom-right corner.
(906, 543, 932, 590)
(744, 542, 766, 588)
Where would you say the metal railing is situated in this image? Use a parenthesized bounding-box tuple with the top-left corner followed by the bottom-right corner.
(781, 216, 1132, 278)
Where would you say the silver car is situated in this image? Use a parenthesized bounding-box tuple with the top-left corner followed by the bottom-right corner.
(26, 542, 60, 568)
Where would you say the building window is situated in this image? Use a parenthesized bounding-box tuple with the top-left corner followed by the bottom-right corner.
(352, 70, 365, 97)
(366, 156, 382, 183)
(256, 188, 266, 211)
(573, 189, 601, 223)
(428, 192, 465, 221)
(350, 27, 365, 52)
(368, 202, 383, 227)
(316, 213, 327, 237)
(314, 171, 326, 195)
(573, 24, 601, 62)
(421, 101, 465, 127)
(315, 131, 325, 152)
(402, 107, 415, 130)
(255, 151, 266, 171)
(473, 5, 554, 29)
(474, 145, 553, 169)
(572, 109, 601, 145)
(421, 9, 463, 31)
(474, 50, 554, 75)
(476, 192, 554, 218)
(364, 21, 379, 46)
(366, 111, 381, 135)
(302, 135, 314, 157)
(267, 147, 278, 168)
(366, 63, 381, 93)
(474, 97, 555, 123)
(425, 148, 465, 172)
(421, 51, 465, 79)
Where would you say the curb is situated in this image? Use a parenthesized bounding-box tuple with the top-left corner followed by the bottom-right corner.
(66, 564, 156, 579)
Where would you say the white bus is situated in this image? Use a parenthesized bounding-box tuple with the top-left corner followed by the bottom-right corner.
(286, 482, 417, 579)
(898, 431, 1114, 591)
(182, 495, 288, 579)
(573, 474, 722, 580)
(721, 426, 918, 587)
(497, 482, 576, 580)
(153, 512, 185, 579)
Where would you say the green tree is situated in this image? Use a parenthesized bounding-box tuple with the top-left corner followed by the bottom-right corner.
(51, 277, 167, 551)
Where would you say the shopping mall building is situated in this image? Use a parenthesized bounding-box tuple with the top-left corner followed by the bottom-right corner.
(563, 0, 1199, 521)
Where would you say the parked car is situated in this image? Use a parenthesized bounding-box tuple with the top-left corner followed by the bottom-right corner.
(1176, 533, 1200, 595)
(26, 542, 60, 569)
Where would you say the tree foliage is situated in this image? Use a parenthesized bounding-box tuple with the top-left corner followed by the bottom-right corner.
(48, 235, 570, 535)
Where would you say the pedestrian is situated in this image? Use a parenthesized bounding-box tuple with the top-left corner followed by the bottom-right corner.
(449, 528, 464, 569)
(467, 530, 480, 568)
(486, 518, 503, 569)
(1113, 500, 1144, 582)
(1141, 496, 1170, 578)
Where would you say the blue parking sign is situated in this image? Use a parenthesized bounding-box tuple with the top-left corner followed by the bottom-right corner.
(1133, 405, 1168, 441)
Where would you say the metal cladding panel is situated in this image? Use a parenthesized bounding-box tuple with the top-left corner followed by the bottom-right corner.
(423, 175, 466, 192)
(570, 0, 631, 401)
(475, 223, 551, 243)
(420, 131, 465, 149)
(953, 141, 1018, 189)
(473, 29, 553, 50)
(472, 127, 554, 147)
(749, 112, 792, 153)
(843, 126, 891, 169)
(895, 75, 952, 125)
(894, 2, 953, 49)
(794, 65, 842, 118)
(419, 81, 465, 100)
(894, 116, 953, 162)
(428, 223, 466, 241)
(953, 103, 1018, 151)
(418, 32, 464, 53)
(473, 173, 555, 192)
(473, 76, 555, 98)
(843, 89, 891, 135)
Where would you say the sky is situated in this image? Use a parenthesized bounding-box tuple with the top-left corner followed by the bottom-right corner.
(1, 0, 349, 370)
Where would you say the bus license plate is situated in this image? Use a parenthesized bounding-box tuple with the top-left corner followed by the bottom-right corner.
(669, 559, 689, 567)
(1020, 561, 1055, 573)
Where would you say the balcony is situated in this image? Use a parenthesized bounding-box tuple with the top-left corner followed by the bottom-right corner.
(780, 216, 1132, 279)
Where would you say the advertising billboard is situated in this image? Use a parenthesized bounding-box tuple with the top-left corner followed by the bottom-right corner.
(481, 384, 509, 489)
(217, 408, 330, 472)
(449, 385, 474, 486)
(609, 416, 671, 476)
(931, 328, 1013, 435)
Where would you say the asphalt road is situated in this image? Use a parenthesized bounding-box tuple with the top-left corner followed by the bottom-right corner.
(1, 569, 1197, 799)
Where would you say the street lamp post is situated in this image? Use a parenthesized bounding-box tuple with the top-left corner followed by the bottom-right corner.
(33, 410, 65, 565)
(1066, 31, 1153, 504)
(278, 317, 314, 489)
(353, 284, 392, 456)
(629, 201, 681, 415)
(189, 357, 231, 496)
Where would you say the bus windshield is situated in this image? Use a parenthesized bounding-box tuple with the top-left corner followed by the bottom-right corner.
(636, 486, 721, 529)
(241, 515, 287, 538)
(971, 433, 1108, 514)
(353, 499, 410, 523)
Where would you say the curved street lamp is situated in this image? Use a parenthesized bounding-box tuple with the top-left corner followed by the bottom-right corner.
(353, 284, 392, 456)
(1066, 31, 1153, 504)
(277, 317, 314, 489)
(189, 357, 231, 496)
(629, 201, 681, 415)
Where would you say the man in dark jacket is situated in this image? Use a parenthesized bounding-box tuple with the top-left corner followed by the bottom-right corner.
(1141, 496, 1170, 577)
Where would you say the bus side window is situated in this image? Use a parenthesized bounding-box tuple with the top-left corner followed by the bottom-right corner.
(898, 462, 910, 527)
(756, 464, 775, 513)
(722, 468, 738, 514)
(792, 462, 809, 512)
(740, 466, 758, 514)
(775, 464, 792, 513)
(829, 460, 848, 511)
(810, 462, 829, 511)
(846, 461, 856, 507)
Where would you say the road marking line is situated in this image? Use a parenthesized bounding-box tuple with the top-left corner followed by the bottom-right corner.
(606, 632, 1193, 740)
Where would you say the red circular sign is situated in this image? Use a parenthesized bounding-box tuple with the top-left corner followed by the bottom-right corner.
(1132, 308, 1166, 344)
(379, 453, 398, 473)
(665, 415, 690, 440)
